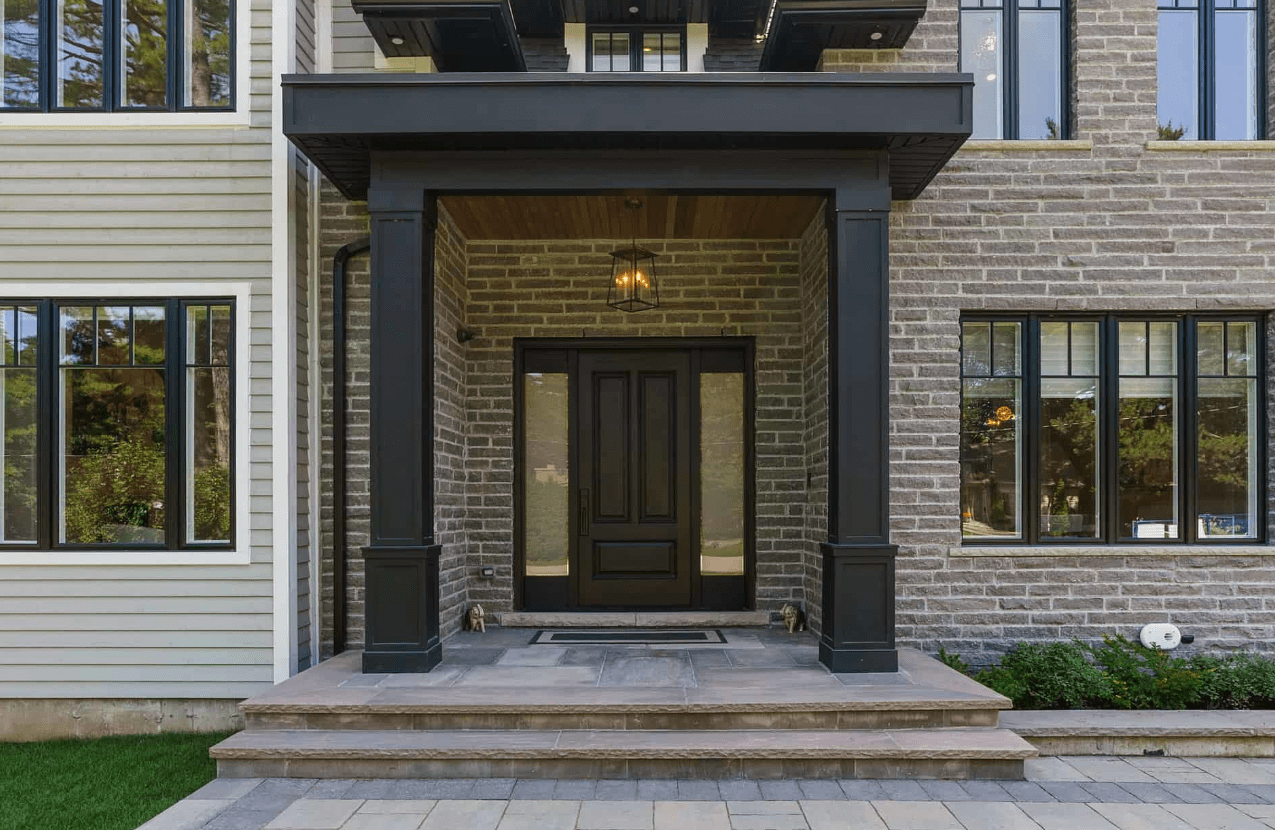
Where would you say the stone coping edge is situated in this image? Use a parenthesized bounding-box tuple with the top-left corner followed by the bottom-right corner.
(960, 140, 1093, 152)
(952, 545, 1274, 557)
(238, 699, 1012, 714)
(1146, 140, 1275, 151)
(1002, 711, 1275, 737)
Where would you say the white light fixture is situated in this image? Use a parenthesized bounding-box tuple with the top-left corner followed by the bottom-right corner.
(390, 36, 405, 45)
(986, 73, 997, 82)
(869, 31, 883, 41)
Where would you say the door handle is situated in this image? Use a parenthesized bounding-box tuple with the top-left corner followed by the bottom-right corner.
(579, 489, 590, 536)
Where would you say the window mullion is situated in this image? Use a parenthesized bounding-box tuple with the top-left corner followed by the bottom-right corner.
(1005, 0, 1019, 139)
(1101, 316, 1119, 543)
(1025, 315, 1041, 544)
(36, 301, 53, 549)
(1182, 317, 1199, 542)
(169, 0, 180, 110)
(165, 298, 182, 549)
(1200, 0, 1214, 138)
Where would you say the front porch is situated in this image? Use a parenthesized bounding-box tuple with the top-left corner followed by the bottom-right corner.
(289, 72, 974, 675)
(212, 626, 1034, 780)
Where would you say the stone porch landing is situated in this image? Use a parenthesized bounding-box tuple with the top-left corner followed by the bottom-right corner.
(212, 627, 1035, 780)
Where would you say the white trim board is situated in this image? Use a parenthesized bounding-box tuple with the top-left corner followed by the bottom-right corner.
(0, 280, 255, 567)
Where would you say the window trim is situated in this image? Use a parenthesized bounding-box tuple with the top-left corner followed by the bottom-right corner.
(958, 0, 1072, 140)
(960, 312, 1267, 546)
(0, 0, 242, 117)
(1157, 0, 1268, 140)
(0, 281, 250, 564)
(585, 25, 688, 72)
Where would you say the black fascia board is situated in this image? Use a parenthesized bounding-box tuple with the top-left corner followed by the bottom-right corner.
(281, 72, 973, 200)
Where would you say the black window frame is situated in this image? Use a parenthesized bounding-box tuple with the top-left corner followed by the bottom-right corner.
(0, 297, 236, 551)
(585, 25, 688, 72)
(1157, 0, 1268, 140)
(958, 0, 1072, 139)
(1, 0, 236, 113)
(960, 312, 1267, 546)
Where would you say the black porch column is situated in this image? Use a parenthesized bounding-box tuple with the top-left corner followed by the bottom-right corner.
(361, 187, 442, 674)
(820, 187, 898, 674)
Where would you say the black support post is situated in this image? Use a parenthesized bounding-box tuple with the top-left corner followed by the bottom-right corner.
(820, 187, 898, 674)
(362, 187, 442, 674)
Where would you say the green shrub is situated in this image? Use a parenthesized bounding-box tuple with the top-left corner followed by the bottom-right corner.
(974, 641, 1111, 710)
(937, 647, 970, 676)
(1085, 634, 1202, 710)
(1191, 652, 1275, 710)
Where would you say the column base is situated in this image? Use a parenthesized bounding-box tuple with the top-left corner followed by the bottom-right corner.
(819, 541, 898, 674)
(361, 544, 442, 674)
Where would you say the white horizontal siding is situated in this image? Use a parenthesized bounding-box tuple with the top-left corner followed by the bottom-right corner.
(0, 0, 279, 701)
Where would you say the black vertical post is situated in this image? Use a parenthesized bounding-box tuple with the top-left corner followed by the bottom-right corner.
(361, 187, 442, 673)
(820, 185, 898, 674)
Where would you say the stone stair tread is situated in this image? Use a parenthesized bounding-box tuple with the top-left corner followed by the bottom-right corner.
(1002, 709, 1275, 737)
(211, 727, 1037, 760)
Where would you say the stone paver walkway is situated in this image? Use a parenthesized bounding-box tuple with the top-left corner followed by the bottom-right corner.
(139, 756, 1275, 830)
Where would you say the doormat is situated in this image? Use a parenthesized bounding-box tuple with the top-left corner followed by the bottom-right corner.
(530, 629, 728, 645)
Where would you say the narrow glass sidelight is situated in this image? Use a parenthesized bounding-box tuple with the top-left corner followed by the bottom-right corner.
(1, 0, 41, 108)
(960, 7, 1004, 139)
(523, 372, 569, 577)
(1196, 321, 1259, 538)
(1118, 321, 1180, 539)
(1157, 2, 1200, 139)
(0, 307, 38, 543)
(1039, 321, 1101, 539)
(960, 321, 1023, 539)
(185, 303, 231, 543)
(1213, 0, 1259, 140)
(56, 0, 106, 108)
(59, 304, 167, 545)
(1016, 0, 1064, 139)
(700, 373, 744, 576)
(182, 0, 232, 108)
(119, 0, 168, 107)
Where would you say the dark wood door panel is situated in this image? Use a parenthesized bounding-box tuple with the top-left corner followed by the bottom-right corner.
(576, 350, 692, 608)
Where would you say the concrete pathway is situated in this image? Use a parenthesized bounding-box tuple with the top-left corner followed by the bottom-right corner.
(138, 756, 1275, 830)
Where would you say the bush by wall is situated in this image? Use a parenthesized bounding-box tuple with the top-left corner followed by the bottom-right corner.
(940, 635, 1275, 710)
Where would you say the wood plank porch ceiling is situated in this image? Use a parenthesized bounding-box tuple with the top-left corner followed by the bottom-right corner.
(439, 193, 825, 239)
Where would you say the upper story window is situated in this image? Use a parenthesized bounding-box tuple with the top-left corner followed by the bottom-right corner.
(0, 299, 234, 550)
(961, 314, 1264, 545)
(1, 0, 233, 111)
(1157, 0, 1263, 139)
(589, 28, 685, 72)
(960, 0, 1068, 139)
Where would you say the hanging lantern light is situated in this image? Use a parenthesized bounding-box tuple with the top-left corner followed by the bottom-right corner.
(607, 198, 660, 313)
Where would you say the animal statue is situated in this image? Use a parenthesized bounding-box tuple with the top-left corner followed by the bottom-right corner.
(780, 603, 806, 634)
(466, 603, 486, 633)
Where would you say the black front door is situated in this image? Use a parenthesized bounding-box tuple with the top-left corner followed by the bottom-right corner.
(574, 350, 693, 607)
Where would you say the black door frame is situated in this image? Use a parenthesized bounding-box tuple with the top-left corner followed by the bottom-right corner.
(513, 337, 757, 613)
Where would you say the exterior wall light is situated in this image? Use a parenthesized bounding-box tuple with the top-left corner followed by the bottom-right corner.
(607, 198, 660, 313)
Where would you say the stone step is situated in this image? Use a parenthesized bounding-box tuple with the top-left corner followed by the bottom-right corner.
(497, 611, 772, 628)
(211, 727, 1036, 780)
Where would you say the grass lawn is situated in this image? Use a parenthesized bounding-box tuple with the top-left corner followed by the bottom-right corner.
(0, 731, 231, 830)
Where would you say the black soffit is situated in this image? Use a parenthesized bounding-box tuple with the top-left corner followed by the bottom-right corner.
(281, 73, 973, 201)
(353, 0, 527, 70)
(759, 0, 929, 71)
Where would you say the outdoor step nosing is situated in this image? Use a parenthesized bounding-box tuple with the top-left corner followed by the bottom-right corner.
(209, 747, 1037, 760)
(238, 701, 1011, 714)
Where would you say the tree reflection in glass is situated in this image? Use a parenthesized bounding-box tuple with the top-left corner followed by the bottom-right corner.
(1118, 321, 1179, 539)
(121, 0, 168, 108)
(60, 305, 167, 544)
(961, 321, 1022, 539)
(0, 307, 38, 542)
(186, 304, 231, 542)
(184, 0, 232, 107)
(523, 373, 568, 576)
(2, 0, 41, 107)
(57, 0, 106, 108)
(1196, 321, 1258, 537)
(1039, 321, 1100, 538)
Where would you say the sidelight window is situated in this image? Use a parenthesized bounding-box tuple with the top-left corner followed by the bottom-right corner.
(960, 0, 1068, 139)
(960, 315, 1264, 544)
(1157, 0, 1263, 139)
(1, 0, 233, 111)
(0, 299, 234, 550)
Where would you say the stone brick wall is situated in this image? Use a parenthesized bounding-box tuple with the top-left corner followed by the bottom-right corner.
(463, 239, 808, 616)
(317, 193, 470, 654)
(823, 0, 1275, 664)
(702, 36, 763, 71)
(799, 209, 829, 635)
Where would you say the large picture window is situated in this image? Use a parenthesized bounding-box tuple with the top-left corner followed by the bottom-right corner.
(961, 315, 1264, 544)
(0, 299, 233, 550)
(1, 0, 233, 111)
(1157, 0, 1263, 139)
(588, 28, 685, 72)
(960, 0, 1068, 139)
